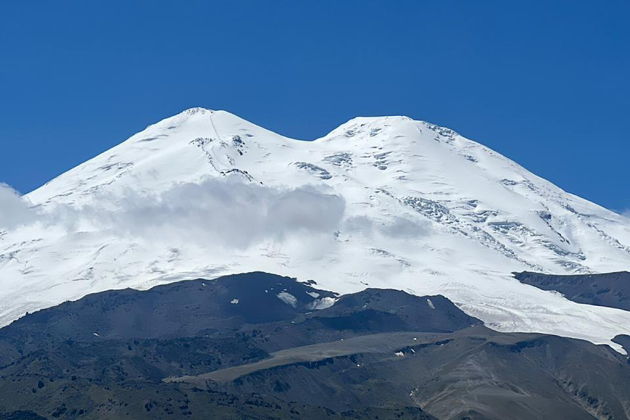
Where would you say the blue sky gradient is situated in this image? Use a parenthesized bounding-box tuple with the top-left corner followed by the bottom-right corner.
(1, 1, 628, 211)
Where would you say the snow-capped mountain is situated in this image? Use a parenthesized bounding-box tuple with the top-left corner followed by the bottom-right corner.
(2, 108, 630, 349)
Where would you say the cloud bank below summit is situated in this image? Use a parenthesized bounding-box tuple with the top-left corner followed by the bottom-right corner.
(0, 183, 38, 230)
(0, 179, 350, 249)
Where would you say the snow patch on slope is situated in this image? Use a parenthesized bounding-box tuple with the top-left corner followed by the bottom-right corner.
(276, 291, 297, 308)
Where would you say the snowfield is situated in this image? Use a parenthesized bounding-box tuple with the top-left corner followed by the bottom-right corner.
(1, 108, 630, 350)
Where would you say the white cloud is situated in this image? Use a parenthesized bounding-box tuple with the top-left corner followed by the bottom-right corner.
(96, 179, 346, 248)
(2, 177, 429, 252)
(0, 184, 37, 230)
(343, 215, 375, 234)
(343, 214, 430, 239)
(0, 178, 346, 250)
(381, 216, 430, 238)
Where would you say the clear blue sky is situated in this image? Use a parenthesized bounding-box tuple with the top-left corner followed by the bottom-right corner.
(1, 1, 628, 212)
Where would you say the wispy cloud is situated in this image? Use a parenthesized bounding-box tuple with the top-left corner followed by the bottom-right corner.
(0, 183, 37, 230)
(343, 214, 430, 239)
(1, 177, 432, 252)
(0, 178, 347, 249)
(87, 179, 347, 248)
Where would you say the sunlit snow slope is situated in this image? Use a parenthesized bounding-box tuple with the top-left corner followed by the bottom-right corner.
(2, 108, 630, 349)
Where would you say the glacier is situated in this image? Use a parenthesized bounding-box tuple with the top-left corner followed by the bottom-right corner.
(1, 107, 630, 350)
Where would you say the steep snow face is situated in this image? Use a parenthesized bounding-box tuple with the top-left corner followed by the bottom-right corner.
(2, 108, 630, 350)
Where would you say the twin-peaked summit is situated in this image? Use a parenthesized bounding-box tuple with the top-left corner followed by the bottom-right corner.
(2, 108, 630, 350)
(26, 109, 424, 205)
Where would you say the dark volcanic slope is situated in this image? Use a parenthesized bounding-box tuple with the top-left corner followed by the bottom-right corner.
(614, 334, 630, 355)
(0, 272, 629, 420)
(515, 271, 630, 310)
(0, 273, 479, 363)
(0, 272, 338, 344)
(214, 327, 630, 420)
